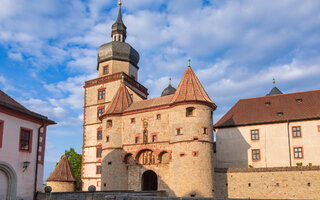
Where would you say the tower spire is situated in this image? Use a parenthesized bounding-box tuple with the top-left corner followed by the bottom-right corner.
(111, 0, 127, 42)
(273, 77, 276, 87)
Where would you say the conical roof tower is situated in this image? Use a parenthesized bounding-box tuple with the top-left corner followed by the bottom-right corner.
(46, 156, 76, 182)
(170, 63, 216, 110)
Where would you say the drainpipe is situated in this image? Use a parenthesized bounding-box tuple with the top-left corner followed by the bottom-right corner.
(287, 120, 292, 167)
(34, 119, 45, 200)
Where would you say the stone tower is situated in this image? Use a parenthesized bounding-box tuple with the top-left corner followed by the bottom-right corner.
(82, 1, 216, 197)
(99, 65, 216, 197)
(46, 156, 76, 192)
(81, 0, 148, 190)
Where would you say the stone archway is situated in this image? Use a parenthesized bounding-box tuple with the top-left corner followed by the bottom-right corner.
(141, 170, 157, 191)
(0, 162, 17, 200)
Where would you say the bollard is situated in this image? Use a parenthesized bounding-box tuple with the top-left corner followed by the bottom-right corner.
(44, 186, 52, 200)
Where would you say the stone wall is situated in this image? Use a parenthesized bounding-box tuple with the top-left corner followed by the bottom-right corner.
(46, 181, 75, 192)
(214, 166, 320, 199)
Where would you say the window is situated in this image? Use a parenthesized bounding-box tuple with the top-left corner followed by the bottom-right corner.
(294, 147, 303, 158)
(192, 151, 199, 157)
(179, 153, 185, 157)
(135, 137, 139, 144)
(156, 114, 161, 120)
(186, 107, 194, 117)
(96, 148, 102, 158)
(103, 66, 108, 74)
(152, 135, 157, 142)
(292, 126, 301, 137)
(251, 130, 259, 140)
(97, 130, 102, 140)
(130, 118, 135, 124)
(176, 128, 182, 135)
(97, 107, 105, 118)
(296, 98, 302, 103)
(106, 120, 112, 128)
(98, 90, 105, 100)
(20, 128, 32, 152)
(203, 127, 208, 135)
(252, 149, 260, 161)
(96, 166, 102, 174)
(0, 120, 3, 148)
(106, 136, 109, 142)
(130, 94, 133, 99)
(265, 102, 271, 106)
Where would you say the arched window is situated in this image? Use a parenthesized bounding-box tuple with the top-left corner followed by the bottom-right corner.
(186, 107, 195, 117)
(124, 154, 135, 165)
(159, 151, 170, 164)
(137, 150, 155, 165)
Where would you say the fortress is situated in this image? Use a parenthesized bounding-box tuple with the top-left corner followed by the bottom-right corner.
(80, 1, 320, 199)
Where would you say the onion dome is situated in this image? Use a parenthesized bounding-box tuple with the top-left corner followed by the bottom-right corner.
(161, 77, 176, 96)
(97, 0, 140, 69)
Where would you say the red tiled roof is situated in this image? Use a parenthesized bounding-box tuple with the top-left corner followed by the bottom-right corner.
(125, 94, 173, 112)
(104, 83, 133, 115)
(170, 66, 216, 109)
(0, 90, 55, 124)
(215, 90, 320, 128)
(46, 156, 76, 182)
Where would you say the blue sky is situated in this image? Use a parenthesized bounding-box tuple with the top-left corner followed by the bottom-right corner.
(1, 0, 320, 182)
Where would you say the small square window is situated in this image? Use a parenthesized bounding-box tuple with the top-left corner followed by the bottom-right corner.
(152, 135, 157, 142)
(98, 108, 105, 118)
(96, 148, 102, 158)
(97, 130, 102, 140)
(20, 128, 32, 152)
(107, 120, 112, 128)
(130, 118, 135, 124)
(203, 127, 208, 135)
(156, 114, 161, 120)
(176, 128, 182, 135)
(106, 136, 109, 142)
(108, 161, 112, 165)
(135, 137, 139, 144)
(98, 90, 105, 100)
(96, 166, 102, 174)
(252, 149, 260, 160)
(186, 107, 194, 117)
(292, 126, 301, 137)
(251, 130, 259, 140)
(180, 153, 185, 157)
(294, 147, 303, 158)
(103, 66, 109, 74)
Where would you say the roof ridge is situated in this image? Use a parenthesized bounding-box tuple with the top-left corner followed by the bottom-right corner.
(240, 89, 320, 101)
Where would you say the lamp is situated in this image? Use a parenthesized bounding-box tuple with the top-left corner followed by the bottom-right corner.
(23, 161, 30, 172)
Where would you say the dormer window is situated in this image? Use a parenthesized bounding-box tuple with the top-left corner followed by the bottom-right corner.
(296, 99, 302, 103)
(103, 66, 109, 74)
(265, 102, 271, 106)
(277, 112, 284, 117)
(186, 107, 195, 117)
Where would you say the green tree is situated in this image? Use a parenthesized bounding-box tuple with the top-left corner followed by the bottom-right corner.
(57, 148, 82, 191)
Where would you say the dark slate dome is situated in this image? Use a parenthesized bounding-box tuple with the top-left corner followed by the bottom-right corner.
(97, 41, 140, 69)
(161, 84, 176, 96)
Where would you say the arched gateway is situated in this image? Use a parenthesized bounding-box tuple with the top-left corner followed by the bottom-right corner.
(141, 170, 157, 191)
(0, 162, 17, 200)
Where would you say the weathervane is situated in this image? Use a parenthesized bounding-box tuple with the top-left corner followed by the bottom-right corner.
(169, 77, 171, 85)
(188, 59, 191, 66)
(273, 77, 276, 87)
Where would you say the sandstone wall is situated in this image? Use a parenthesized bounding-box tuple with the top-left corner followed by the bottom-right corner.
(46, 181, 75, 192)
(214, 166, 320, 199)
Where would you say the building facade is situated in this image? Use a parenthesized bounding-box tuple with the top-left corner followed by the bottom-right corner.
(0, 90, 55, 200)
(81, 1, 216, 197)
(214, 87, 320, 168)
